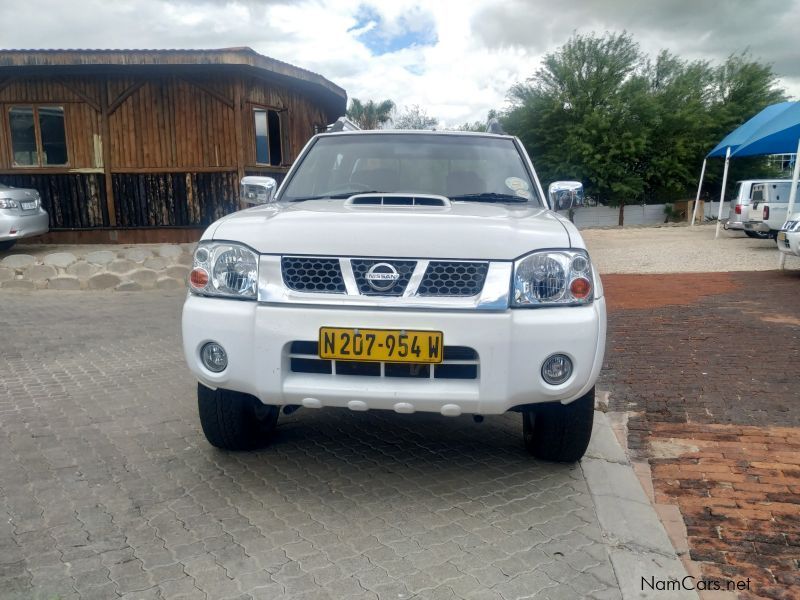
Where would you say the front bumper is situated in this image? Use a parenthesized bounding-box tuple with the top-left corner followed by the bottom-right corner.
(182, 296, 607, 416)
(0, 208, 49, 242)
(778, 230, 800, 256)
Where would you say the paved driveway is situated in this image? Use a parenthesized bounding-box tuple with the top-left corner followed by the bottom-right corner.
(1, 292, 621, 600)
(600, 271, 800, 600)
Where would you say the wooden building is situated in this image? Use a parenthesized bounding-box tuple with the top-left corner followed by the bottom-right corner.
(0, 48, 346, 243)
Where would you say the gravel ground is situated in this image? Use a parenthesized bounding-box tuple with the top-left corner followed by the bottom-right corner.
(582, 223, 800, 274)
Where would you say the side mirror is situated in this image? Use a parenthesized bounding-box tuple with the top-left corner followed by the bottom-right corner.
(241, 176, 277, 205)
(548, 181, 584, 211)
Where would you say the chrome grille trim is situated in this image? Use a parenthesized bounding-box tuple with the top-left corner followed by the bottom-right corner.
(402, 260, 429, 298)
(259, 256, 511, 310)
(339, 258, 359, 295)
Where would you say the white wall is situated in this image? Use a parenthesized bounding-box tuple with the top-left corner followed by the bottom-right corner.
(566, 202, 729, 228)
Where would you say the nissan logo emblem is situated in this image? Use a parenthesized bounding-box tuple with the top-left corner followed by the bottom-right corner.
(365, 262, 400, 292)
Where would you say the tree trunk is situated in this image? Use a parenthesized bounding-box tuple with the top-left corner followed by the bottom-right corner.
(618, 202, 625, 226)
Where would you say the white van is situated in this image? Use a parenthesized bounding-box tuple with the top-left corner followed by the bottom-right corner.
(744, 181, 800, 239)
(727, 179, 790, 238)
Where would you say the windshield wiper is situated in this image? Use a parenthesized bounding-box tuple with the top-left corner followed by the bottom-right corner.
(449, 192, 528, 203)
(289, 190, 382, 202)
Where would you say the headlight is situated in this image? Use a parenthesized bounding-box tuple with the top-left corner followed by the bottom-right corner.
(0, 198, 18, 209)
(512, 250, 594, 307)
(190, 242, 259, 299)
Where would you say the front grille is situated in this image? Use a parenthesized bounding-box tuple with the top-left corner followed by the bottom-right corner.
(282, 257, 346, 293)
(351, 259, 416, 296)
(288, 341, 479, 380)
(418, 262, 489, 297)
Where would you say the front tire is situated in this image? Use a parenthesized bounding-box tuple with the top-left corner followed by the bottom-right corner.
(522, 387, 595, 462)
(197, 383, 279, 450)
(0, 240, 16, 251)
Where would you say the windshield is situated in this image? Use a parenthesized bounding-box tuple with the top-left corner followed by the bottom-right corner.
(280, 133, 541, 205)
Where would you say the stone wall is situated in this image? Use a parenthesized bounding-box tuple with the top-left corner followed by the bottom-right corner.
(0, 244, 195, 291)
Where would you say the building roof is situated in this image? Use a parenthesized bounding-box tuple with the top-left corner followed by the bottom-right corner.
(0, 47, 346, 117)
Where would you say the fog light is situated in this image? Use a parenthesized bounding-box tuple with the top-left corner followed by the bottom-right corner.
(201, 342, 227, 372)
(542, 354, 572, 385)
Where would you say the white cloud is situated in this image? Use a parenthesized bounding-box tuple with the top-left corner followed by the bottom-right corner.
(0, 0, 797, 126)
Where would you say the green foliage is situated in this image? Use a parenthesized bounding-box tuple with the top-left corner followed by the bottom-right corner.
(663, 203, 682, 223)
(502, 32, 787, 216)
(452, 110, 501, 132)
(454, 120, 487, 132)
(394, 104, 439, 130)
(346, 98, 396, 130)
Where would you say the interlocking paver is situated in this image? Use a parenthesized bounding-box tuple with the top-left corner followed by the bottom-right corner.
(0, 290, 623, 599)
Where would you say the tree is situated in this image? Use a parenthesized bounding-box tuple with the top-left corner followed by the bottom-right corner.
(346, 98, 395, 129)
(394, 104, 439, 129)
(453, 111, 500, 132)
(504, 32, 648, 224)
(454, 121, 486, 132)
(502, 32, 786, 224)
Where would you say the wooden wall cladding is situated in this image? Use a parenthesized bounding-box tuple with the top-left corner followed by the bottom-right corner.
(108, 77, 238, 170)
(1, 75, 327, 173)
(245, 81, 328, 165)
(112, 171, 239, 227)
(0, 72, 332, 232)
(0, 80, 103, 170)
(0, 173, 108, 228)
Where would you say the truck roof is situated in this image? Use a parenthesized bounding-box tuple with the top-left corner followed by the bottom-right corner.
(315, 129, 516, 141)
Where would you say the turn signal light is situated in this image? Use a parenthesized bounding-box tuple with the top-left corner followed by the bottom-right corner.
(190, 267, 209, 289)
(569, 277, 591, 299)
(735, 204, 742, 214)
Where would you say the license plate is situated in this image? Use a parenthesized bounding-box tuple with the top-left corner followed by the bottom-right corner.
(319, 327, 443, 363)
(778, 231, 787, 241)
(21, 201, 36, 210)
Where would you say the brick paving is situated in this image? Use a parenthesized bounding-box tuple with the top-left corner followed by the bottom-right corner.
(650, 423, 800, 600)
(601, 270, 800, 600)
(0, 291, 620, 600)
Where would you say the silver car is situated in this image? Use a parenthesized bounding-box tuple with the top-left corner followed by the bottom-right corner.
(0, 183, 49, 250)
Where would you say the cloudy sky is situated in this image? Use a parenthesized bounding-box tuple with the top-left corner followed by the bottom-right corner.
(2, 0, 798, 126)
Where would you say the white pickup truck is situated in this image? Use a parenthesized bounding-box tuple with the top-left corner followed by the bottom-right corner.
(745, 181, 800, 240)
(181, 131, 606, 462)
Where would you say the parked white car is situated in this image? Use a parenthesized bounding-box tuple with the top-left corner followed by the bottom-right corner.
(182, 131, 606, 462)
(0, 183, 49, 250)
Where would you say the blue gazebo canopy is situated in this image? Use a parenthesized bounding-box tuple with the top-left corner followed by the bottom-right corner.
(707, 101, 797, 158)
(732, 102, 800, 157)
(696, 101, 800, 247)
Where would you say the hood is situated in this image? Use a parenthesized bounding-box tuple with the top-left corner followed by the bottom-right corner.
(208, 200, 573, 260)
